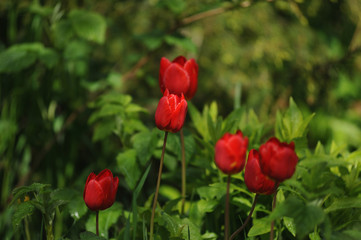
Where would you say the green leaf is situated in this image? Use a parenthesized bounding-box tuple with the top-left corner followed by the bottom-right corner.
(158, 213, 202, 240)
(51, 188, 87, 220)
(325, 197, 361, 213)
(132, 129, 159, 166)
(275, 97, 314, 142)
(309, 231, 322, 240)
(92, 120, 116, 142)
(189, 199, 218, 226)
(161, 0, 186, 14)
(188, 102, 207, 140)
(283, 217, 296, 237)
(85, 203, 122, 239)
(164, 35, 197, 53)
(52, 20, 75, 48)
(269, 197, 325, 239)
(132, 163, 152, 240)
(248, 218, 271, 237)
(222, 108, 244, 135)
(12, 201, 35, 229)
(0, 43, 58, 73)
(69, 9, 107, 44)
(80, 231, 106, 240)
(197, 183, 227, 200)
(342, 230, 361, 240)
(11, 183, 51, 205)
(116, 149, 140, 190)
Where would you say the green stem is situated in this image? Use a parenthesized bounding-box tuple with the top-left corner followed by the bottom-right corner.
(96, 211, 99, 236)
(24, 217, 31, 240)
(230, 194, 259, 240)
(45, 221, 54, 240)
(150, 132, 168, 240)
(270, 190, 277, 240)
(180, 129, 186, 215)
(225, 175, 231, 240)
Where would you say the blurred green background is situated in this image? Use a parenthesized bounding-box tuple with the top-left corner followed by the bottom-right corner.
(1, 0, 361, 238)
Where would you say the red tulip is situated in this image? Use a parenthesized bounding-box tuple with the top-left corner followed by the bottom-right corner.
(159, 56, 198, 100)
(155, 89, 187, 133)
(245, 149, 277, 195)
(214, 130, 248, 175)
(83, 169, 119, 211)
(259, 137, 298, 182)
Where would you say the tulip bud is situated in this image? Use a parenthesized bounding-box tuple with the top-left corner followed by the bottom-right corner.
(259, 137, 298, 182)
(155, 89, 188, 133)
(245, 149, 277, 195)
(83, 169, 119, 211)
(214, 130, 248, 175)
(159, 56, 198, 100)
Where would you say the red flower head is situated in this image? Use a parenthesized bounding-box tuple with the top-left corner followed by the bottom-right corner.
(214, 130, 249, 175)
(245, 149, 277, 195)
(155, 89, 188, 133)
(259, 137, 298, 182)
(159, 56, 198, 100)
(83, 169, 119, 211)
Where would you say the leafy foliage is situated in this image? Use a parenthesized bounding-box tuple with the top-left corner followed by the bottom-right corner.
(1, 0, 361, 239)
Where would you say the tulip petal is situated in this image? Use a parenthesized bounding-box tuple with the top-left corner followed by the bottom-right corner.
(259, 137, 298, 182)
(172, 56, 187, 66)
(184, 59, 198, 99)
(163, 64, 190, 96)
(159, 57, 172, 94)
(245, 149, 276, 195)
(169, 98, 187, 132)
(155, 96, 172, 131)
(84, 179, 104, 211)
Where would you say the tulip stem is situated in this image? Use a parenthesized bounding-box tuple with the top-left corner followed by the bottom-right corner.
(225, 175, 231, 240)
(230, 194, 259, 240)
(180, 129, 186, 215)
(96, 211, 99, 236)
(270, 189, 277, 240)
(150, 131, 168, 240)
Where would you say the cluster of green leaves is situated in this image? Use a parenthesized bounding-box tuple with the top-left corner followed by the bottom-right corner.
(1, 0, 361, 239)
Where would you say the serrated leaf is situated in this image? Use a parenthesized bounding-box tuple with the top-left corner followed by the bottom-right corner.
(69, 10, 106, 44)
(12, 201, 35, 229)
(11, 183, 51, 205)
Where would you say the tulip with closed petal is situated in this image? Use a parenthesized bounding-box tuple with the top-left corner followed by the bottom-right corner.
(159, 56, 198, 100)
(259, 137, 298, 182)
(214, 130, 248, 175)
(83, 169, 119, 211)
(245, 149, 277, 195)
(155, 89, 187, 133)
